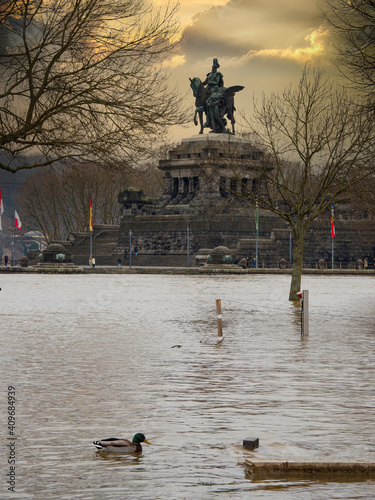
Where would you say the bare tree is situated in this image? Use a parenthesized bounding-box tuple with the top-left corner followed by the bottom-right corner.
(236, 66, 374, 300)
(323, 0, 375, 108)
(345, 173, 375, 218)
(19, 163, 119, 241)
(18, 159, 164, 242)
(124, 144, 166, 198)
(0, 0, 188, 173)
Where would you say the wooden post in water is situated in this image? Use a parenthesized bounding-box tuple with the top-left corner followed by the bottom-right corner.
(216, 299, 223, 339)
(301, 290, 309, 336)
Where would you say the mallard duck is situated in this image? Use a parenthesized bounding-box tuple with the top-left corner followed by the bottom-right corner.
(93, 432, 150, 453)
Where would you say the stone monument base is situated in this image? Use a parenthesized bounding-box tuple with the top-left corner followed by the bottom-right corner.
(32, 263, 84, 273)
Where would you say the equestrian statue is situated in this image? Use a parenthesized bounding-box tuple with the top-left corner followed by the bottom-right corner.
(189, 58, 244, 135)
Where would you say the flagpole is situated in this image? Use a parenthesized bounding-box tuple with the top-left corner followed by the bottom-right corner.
(89, 231, 92, 265)
(187, 224, 190, 268)
(129, 230, 132, 268)
(89, 232, 92, 265)
(12, 226, 15, 266)
(89, 195, 93, 266)
(0, 219, 2, 264)
(255, 201, 259, 269)
(0, 189, 3, 263)
(331, 204, 335, 270)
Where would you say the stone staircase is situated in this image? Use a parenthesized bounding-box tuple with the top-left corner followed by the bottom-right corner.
(68, 225, 120, 266)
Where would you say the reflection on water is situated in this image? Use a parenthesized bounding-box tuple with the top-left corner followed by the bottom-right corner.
(1, 274, 375, 499)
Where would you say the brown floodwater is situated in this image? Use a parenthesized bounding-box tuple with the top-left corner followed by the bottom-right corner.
(1, 274, 375, 499)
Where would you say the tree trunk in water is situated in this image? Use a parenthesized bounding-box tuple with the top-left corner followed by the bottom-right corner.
(289, 230, 305, 301)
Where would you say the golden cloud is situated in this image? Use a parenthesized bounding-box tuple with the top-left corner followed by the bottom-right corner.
(162, 54, 186, 68)
(245, 27, 329, 64)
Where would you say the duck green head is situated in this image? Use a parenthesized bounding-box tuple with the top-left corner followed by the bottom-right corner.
(132, 433, 150, 444)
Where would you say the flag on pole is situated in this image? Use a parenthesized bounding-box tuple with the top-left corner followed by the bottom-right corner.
(330, 205, 335, 238)
(15, 210, 22, 231)
(255, 202, 259, 236)
(89, 197, 93, 232)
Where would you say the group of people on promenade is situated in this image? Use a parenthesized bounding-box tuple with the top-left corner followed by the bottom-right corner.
(89, 245, 139, 268)
(117, 246, 138, 268)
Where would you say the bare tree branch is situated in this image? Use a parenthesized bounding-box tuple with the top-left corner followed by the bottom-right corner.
(0, 0, 189, 172)
(322, 0, 375, 109)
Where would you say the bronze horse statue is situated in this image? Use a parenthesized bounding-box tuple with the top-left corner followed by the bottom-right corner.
(189, 77, 244, 134)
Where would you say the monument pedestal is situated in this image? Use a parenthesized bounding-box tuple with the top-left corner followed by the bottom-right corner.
(159, 134, 263, 206)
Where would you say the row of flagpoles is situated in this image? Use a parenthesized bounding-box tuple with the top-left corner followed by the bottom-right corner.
(0, 188, 23, 232)
(0, 188, 337, 267)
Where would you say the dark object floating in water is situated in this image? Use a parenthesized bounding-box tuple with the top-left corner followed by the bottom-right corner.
(243, 437, 259, 450)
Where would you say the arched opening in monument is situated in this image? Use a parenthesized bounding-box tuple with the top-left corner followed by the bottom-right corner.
(219, 176, 228, 198)
(241, 178, 249, 196)
(172, 177, 179, 197)
(183, 177, 189, 196)
(193, 176, 199, 194)
(230, 178, 237, 196)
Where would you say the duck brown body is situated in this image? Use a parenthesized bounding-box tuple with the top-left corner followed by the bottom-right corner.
(93, 433, 149, 453)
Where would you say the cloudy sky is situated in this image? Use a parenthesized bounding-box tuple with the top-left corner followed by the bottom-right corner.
(158, 0, 339, 141)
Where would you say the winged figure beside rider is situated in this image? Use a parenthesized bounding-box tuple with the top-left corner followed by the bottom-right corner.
(189, 58, 244, 135)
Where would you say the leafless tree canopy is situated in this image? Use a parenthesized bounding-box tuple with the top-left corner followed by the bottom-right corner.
(323, 0, 375, 107)
(18, 159, 163, 242)
(19, 164, 120, 241)
(0, 0, 188, 173)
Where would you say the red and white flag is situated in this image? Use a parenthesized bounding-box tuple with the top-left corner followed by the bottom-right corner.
(15, 210, 22, 231)
(330, 205, 335, 238)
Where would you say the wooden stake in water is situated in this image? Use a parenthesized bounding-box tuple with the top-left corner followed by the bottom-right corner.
(301, 290, 309, 336)
(216, 299, 223, 338)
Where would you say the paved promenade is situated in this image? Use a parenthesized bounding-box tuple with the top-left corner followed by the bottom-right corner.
(0, 265, 374, 275)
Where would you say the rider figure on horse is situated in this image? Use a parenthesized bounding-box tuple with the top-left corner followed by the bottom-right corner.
(203, 59, 227, 131)
(190, 58, 244, 134)
(203, 58, 224, 92)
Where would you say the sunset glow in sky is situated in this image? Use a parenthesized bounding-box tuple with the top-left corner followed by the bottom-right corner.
(162, 0, 339, 141)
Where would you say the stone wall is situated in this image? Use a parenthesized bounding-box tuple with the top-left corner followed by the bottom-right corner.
(116, 211, 375, 268)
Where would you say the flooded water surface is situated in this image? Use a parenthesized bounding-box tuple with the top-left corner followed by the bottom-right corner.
(1, 274, 375, 499)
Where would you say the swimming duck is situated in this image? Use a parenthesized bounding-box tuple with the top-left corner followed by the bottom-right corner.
(93, 432, 150, 453)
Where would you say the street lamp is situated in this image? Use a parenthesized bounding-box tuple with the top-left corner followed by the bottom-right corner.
(8, 226, 16, 266)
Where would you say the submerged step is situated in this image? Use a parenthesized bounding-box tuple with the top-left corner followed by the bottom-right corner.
(244, 459, 375, 479)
